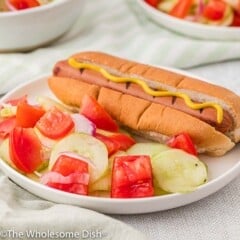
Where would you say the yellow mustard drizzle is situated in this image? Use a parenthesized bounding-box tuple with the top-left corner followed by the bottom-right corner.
(68, 58, 223, 124)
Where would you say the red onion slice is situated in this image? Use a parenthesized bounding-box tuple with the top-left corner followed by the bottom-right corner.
(5, 0, 17, 11)
(71, 114, 96, 135)
(196, 0, 205, 17)
(40, 172, 90, 185)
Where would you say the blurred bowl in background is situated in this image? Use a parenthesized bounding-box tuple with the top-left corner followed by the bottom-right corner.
(136, 0, 240, 41)
(0, 0, 85, 52)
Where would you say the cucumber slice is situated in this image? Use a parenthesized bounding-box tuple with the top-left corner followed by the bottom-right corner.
(90, 191, 111, 198)
(127, 143, 169, 158)
(153, 178, 169, 196)
(49, 133, 108, 183)
(89, 150, 126, 192)
(158, 0, 178, 13)
(154, 186, 170, 196)
(152, 149, 207, 193)
(0, 138, 10, 164)
(34, 127, 57, 149)
(37, 96, 77, 113)
(89, 171, 111, 192)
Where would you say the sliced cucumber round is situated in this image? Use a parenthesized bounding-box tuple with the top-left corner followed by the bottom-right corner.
(89, 150, 126, 192)
(34, 127, 57, 149)
(153, 178, 169, 196)
(152, 149, 208, 193)
(127, 143, 169, 158)
(49, 133, 108, 183)
(0, 138, 10, 164)
(37, 96, 77, 113)
(89, 172, 111, 192)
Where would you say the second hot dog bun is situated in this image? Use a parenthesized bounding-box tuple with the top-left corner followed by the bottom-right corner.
(48, 51, 240, 156)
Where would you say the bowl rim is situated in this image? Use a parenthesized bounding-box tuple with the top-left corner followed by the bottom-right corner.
(0, 0, 76, 17)
(138, 0, 240, 32)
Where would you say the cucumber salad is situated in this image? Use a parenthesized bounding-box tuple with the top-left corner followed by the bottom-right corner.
(145, 0, 240, 27)
(0, 0, 53, 12)
(0, 94, 208, 198)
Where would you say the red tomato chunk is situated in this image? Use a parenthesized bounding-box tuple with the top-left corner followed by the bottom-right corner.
(111, 155, 154, 198)
(145, 0, 160, 8)
(16, 100, 45, 128)
(42, 155, 89, 195)
(167, 132, 197, 156)
(80, 95, 118, 132)
(8, 0, 40, 10)
(95, 133, 120, 156)
(9, 127, 43, 173)
(95, 132, 136, 156)
(36, 107, 74, 139)
(203, 0, 227, 21)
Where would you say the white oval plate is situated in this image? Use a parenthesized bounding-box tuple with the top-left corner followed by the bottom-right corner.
(0, 74, 240, 215)
(136, 0, 240, 40)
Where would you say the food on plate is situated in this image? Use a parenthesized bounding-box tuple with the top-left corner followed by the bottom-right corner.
(111, 155, 154, 198)
(0, 0, 53, 12)
(49, 51, 240, 156)
(151, 149, 207, 193)
(1, 50, 239, 199)
(145, 0, 240, 26)
(0, 94, 208, 198)
(49, 133, 109, 183)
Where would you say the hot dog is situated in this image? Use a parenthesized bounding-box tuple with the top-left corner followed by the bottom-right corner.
(48, 51, 240, 156)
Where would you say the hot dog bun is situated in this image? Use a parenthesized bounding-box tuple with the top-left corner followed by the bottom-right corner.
(48, 51, 240, 156)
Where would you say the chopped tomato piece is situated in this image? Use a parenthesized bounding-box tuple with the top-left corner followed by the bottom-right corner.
(16, 100, 45, 128)
(110, 133, 136, 151)
(167, 132, 197, 156)
(0, 117, 16, 140)
(42, 155, 89, 195)
(95, 133, 120, 156)
(203, 0, 227, 21)
(111, 155, 154, 198)
(145, 0, 160, 8)
(36, 107, 74, 139)
(169, 0, 193, 18)
(231, 11, 240, 26)
(52, 155, 89, 176)
(95, 132, 135, 156)
(8, 0, 40, 10)
(9, 127, 43, 173)
(80, 95, 118, 132)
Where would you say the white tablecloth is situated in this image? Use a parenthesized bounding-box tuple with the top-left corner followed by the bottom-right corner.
(0, 0, 240, 239)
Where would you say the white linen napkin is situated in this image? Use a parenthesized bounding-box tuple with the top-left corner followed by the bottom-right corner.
(0, 173, 147, 240)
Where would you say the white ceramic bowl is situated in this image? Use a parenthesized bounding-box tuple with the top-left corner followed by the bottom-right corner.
(136, 0, 240, 40)
(0, 0, 84, 52)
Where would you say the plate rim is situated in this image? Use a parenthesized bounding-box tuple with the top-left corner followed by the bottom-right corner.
(0, 71, 240, 214)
